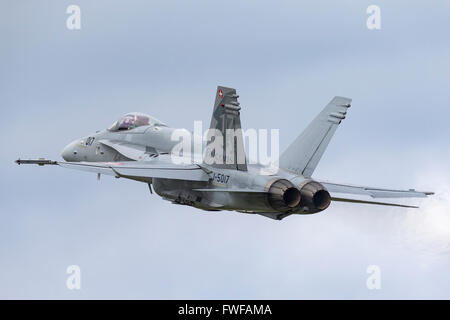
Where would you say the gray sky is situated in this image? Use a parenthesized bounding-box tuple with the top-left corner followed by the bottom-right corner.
(1, 0, 449, 299)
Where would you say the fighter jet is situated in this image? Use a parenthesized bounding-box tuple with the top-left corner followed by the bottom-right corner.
(16, 86, 433, 220)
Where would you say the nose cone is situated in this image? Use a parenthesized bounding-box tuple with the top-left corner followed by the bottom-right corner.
(61, 140, 78, 161)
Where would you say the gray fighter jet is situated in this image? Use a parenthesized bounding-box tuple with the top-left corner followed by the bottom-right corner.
(16, 86, 433, 220)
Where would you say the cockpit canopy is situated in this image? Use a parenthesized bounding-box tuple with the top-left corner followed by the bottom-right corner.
(108, 112, 166, 132)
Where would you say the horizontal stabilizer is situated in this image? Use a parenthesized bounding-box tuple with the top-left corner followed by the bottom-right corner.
(193, 188, 267, 193)
(331, 197, 419, 208)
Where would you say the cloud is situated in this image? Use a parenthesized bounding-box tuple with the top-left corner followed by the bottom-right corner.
(398, 167, 450, 256)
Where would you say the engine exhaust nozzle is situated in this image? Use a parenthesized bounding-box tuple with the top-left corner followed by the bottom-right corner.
(298, 180, 331, 212)
(266, 179, 302, 212)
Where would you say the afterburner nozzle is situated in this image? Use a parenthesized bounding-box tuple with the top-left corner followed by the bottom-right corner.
(266, 179, 302, 212)
(298, 180, 331, 212)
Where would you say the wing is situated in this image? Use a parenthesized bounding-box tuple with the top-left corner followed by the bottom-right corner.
(16, 157, 210, 182)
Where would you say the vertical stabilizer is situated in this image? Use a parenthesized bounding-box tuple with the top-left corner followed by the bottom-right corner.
(204, 86, 247, 171)
(279, 96, 352, 177)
